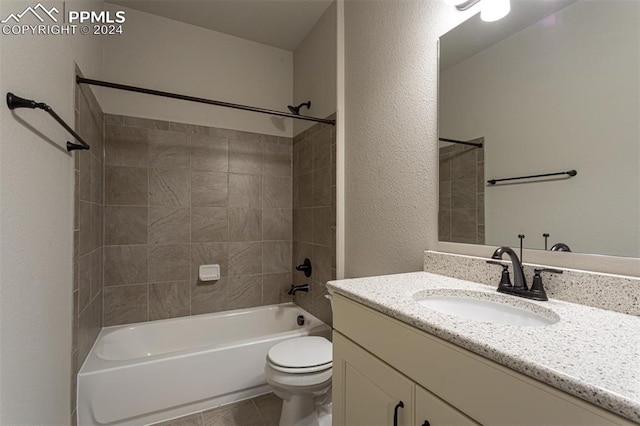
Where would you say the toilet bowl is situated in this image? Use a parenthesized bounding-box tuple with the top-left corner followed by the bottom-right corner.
(265, 336, 333, 426)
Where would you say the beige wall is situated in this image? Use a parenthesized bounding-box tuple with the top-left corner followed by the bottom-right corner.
(100, 4, 294, 138)
(342, 0, 469, 278)
(440, 1, 640, 258)
(293, 2, 337, 137)
(0, 1, 103, 423)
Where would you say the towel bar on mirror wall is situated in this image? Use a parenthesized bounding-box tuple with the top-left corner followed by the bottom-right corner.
(439, 137, 483, 148)
(5, 92, 90, 152)
(487, 170, 577, 185)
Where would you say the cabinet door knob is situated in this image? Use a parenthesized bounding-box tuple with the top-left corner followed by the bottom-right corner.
(422, 421, 431, 426)
(393, 401, 404, 426)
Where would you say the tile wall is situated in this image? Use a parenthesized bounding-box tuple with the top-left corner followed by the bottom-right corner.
(72, 67, 105, 423)
(291, 115, 336, 326)
(438, 140, 485, 244)
(102, 114, 294, 326)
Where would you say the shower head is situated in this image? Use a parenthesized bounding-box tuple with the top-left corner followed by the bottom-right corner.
(287, 101, 311, 115)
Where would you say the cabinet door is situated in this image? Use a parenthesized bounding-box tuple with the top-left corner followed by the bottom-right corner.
(333, 332, 414, 426)
(415, 385, 479, 426)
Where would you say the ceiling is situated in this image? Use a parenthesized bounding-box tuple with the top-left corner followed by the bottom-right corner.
(107, 0, 333, 51)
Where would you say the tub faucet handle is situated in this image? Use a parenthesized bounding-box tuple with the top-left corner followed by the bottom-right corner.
(295, 258, 312, 277)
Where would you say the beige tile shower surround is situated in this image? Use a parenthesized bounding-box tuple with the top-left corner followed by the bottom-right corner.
(71, 110, 336, 425)
(72, 68, 105, 422)
(291, 115, 337, 326)
(102, 114, 297, 326)
(438, 141, 485, 245)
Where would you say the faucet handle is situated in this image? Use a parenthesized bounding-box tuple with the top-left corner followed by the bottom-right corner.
(486, 260, 512, 289)
(295, 258, 312, 277)
(534, 267, 563, 275)
(529, 268, 562, 301)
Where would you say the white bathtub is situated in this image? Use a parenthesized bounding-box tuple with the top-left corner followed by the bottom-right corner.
(77, 303, 331, 426)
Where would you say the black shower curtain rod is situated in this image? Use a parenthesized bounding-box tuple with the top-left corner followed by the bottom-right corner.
(76, 76, 336, 126)
(439, 137, 483, 148)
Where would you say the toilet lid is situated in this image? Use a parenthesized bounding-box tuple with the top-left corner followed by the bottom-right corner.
(268, 336, 332, 369)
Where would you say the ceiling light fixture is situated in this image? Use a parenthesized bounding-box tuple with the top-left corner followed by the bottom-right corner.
(452, 0, 481, 11)
(444, 0, 472, 6)
(480, 0, 511, 22)
(451, 0, 511, 22)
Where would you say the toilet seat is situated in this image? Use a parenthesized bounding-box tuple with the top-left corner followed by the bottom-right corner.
(267, 359, 332, 374)
(267, 336, 332, 374)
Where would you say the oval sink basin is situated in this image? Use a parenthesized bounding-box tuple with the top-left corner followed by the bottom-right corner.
(415, 290, 559, 326)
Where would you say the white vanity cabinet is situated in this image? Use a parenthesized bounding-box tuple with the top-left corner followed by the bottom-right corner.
(333, 332, 414, 426)
(332, 294, 635, 426)
(415, 384, 479, 426)
(334, 331, 478, 426)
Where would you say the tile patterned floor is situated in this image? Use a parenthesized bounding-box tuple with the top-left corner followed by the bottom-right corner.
(152, 393, 282, 426)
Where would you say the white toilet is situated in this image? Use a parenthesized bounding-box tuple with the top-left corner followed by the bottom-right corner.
(265, 336, 333, 426)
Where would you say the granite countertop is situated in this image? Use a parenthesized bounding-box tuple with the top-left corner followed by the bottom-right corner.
(327, 272, 640, 423)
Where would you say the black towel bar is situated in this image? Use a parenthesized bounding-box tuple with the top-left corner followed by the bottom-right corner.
(487, 170, 577, 185)
(439, 137, 483, 148)
(6, 92, 90, 152)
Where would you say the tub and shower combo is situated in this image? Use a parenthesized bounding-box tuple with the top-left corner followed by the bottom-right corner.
(78, 303, 331, 426)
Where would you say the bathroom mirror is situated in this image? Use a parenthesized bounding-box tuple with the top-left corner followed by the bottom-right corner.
(438, 0, 640, 258)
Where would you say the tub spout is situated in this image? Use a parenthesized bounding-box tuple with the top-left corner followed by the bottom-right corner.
(288, 284, 309, 295)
